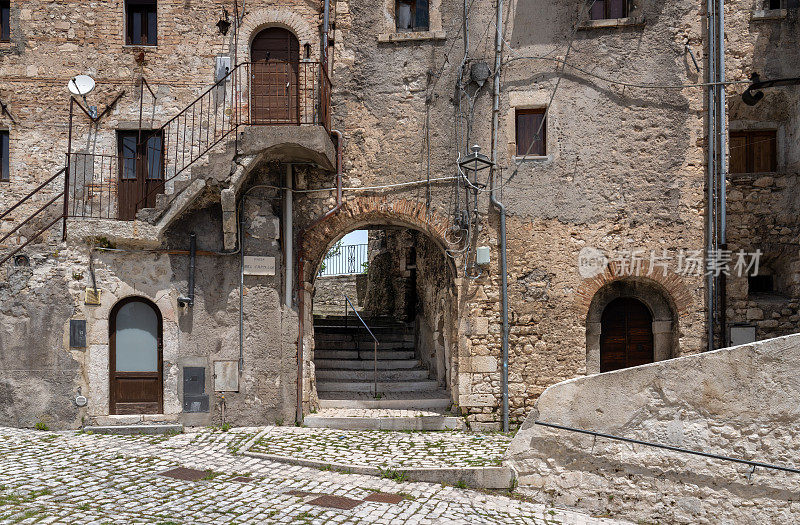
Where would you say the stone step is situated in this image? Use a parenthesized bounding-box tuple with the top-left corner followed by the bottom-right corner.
(314, 350, 415, 360)
(82, 424, 183, 435)
(316, 380, 440, 393)
(315, 369, 430, 381)
(317, 393, 451, 410)
(315, 359, 420, 370)
(303, 415, 465, 431)
(314, 340, 415, 350)
(314, 329, 414, 342)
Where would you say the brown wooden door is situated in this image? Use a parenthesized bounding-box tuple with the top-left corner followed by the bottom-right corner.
(117, 131, 164, 220)
(110, 297, 163, 415)
(250, 27, 300, 124)
(600, 298, 654, 372)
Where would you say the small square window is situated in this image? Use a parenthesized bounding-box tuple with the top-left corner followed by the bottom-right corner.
(748, 275, 774, 295)
(0, 131, 8, 181)
(515, 108, 546, 157)
(590, 0, 629, 20)
(126, 0, 157, 46)
(729, 130, 777, 174)
(0, 1, 9, 42)
(396, 0, 429, 32)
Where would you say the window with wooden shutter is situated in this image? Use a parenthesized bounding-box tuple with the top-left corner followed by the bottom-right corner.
(0, 131, 8, 182)
(126, 0, 157, 46)
(0, 1, 9, 42)
(590, 0, 629, 20)
(729, 130, 777, 174)
(515, 108, 546, 157)
(396, 0, 429, 31)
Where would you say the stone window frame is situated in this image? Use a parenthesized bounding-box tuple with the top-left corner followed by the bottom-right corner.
(377, 0, 445, 43)
(752, 0, 794, 21)
(506, 92, 556, 163)
(585, 278, 679, 375)
(123, 0, 158, 49)
(577, 0, 645, 30)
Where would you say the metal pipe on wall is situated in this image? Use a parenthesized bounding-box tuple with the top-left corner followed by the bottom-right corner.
(717, 0, 728, 347)
(323, 0, 330, 69)
(489, 0, 509, 433)
(706, 0, 717, 352)
(284, 164, 293, 308)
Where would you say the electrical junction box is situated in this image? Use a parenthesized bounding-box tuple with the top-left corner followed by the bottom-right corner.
(476, 246, 491, 266)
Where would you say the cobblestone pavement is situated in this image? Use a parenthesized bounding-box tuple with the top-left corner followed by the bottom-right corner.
(249, 427, 510, 468)
(310, 408, 452, 418)
(0, 427, 629, 524)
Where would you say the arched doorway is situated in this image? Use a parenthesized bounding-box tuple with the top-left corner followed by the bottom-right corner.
(109, 297, 163, 415)
(600, 298, 654, 372)
(250, 27, 300, 124)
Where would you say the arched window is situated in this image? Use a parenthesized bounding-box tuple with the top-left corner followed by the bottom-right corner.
(109, 297, 163, 414)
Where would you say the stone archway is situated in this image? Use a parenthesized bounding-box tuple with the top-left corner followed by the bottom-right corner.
(299, 197, 460, 413)
(586, 278, 679, 374)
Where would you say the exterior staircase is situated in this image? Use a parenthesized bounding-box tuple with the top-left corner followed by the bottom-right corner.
(308, 315, 463, 430)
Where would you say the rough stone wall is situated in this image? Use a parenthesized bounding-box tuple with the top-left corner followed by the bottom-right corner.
(2, 0, 795, 429)
(313, 274, 362, 315)
(724, 2, 800, 343)
(506, 334, 800, 524)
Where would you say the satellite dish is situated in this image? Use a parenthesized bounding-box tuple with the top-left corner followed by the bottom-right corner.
(68, 75, 95, 96)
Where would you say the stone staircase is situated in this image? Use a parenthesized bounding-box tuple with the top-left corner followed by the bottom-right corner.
(308, 315, 462, 430)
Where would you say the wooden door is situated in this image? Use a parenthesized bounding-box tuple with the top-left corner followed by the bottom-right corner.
(250, 27, 300, 124)
(117, 131, 164, 220)
(600, 298, 654, 372)
(110, 297, 163, 415)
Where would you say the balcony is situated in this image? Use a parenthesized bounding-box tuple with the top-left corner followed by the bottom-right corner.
(66, 60, 334, 223)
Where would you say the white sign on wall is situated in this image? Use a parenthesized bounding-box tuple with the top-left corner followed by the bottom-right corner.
(243, 256, 276, 276)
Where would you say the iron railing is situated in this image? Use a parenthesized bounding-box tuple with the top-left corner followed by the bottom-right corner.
(344, 294, 380, 397)
(60, 60, 331, 221)
(535, 420, 800, 475)
(0, 167, 67, 266)
(319, 243, 368, 276)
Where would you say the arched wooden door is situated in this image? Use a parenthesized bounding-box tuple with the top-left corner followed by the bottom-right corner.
(109, 297, 163, 414)
(600, 298, 654, 372)
(251, 27, 300, 124)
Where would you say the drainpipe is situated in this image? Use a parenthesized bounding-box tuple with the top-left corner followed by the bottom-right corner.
(717, 0, 728, 347)
(706, 0, 716, 352)
(489, 0, 509, 433)
(239, 205, 245, 374)
(177, 232, 196, 307)
(285, 164, 293, 307)
(296, 129, 343, 423)
(322, 0, 330, 70)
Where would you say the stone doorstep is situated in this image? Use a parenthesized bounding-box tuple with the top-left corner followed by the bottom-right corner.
(302, 415, 466, 431)
(82, 424, 184, 435)
(240, 448, 514, 490)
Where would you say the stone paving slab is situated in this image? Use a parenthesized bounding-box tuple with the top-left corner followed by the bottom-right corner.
(0, 426, 631, 524)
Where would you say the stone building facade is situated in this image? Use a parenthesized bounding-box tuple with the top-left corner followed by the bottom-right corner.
(0, 0, 797, 430)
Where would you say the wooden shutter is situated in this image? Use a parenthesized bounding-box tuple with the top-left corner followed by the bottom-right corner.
(608, 0, 627, 18)
(590, 0, 607, 20)
(415, 0, 430, 30)
(751, 130, 776, 173)
(515, 109, 546, 156)
(729, 132, 748, 174)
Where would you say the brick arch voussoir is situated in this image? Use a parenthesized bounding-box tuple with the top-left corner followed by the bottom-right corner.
(301, 196, 452, 283)
(238, 8, 320, 62)
(574, 263, 692, 319)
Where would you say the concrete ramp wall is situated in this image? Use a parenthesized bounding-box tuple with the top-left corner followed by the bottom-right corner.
(506, 334, 800, 524)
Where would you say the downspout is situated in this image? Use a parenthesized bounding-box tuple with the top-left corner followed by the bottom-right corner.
(706, 0, 716, 352)
(296, 129, 343, 423)
(489, 0, 509, 433)
(285, 164, 293, 307)
(323, 0, 330, 69)
(717, 0, 728, 347)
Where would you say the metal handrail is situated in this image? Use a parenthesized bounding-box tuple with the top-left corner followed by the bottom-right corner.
(343, 294, 380, 397)
(535, 420, 800, 475)
(0, 168, 65, 221)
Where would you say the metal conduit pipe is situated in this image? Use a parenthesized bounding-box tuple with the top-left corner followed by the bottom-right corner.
(490, 0, 509, 433)
(177, 232, 197, 307)
(323, 0, 330, 68)
(717, 0, 728, 347)
(296, 129, 343, 424)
